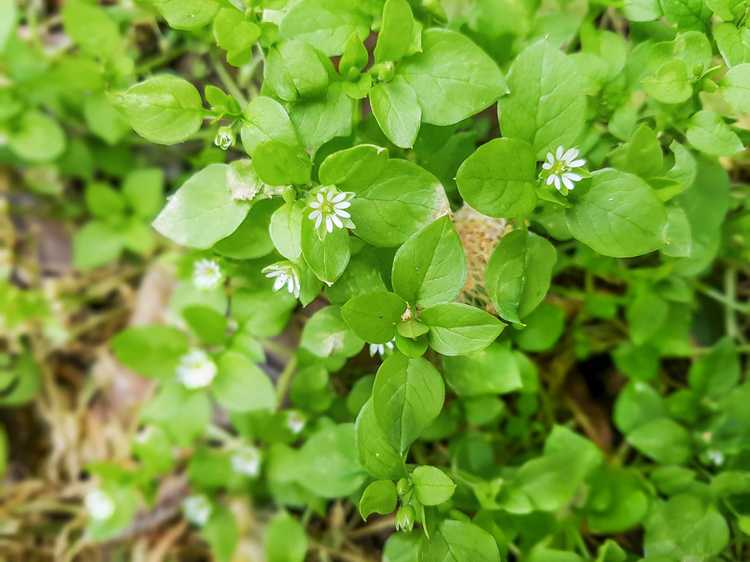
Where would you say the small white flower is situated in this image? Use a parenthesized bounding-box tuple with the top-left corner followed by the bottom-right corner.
(286, 410, 306, 435)
(230, 446, 262, 477)
(707, 449, 725, 466)
(85, 489, 115, 521)
(369, 340, 395, 357)
(263, 262, 300, 299)
(176, 349, 217, 389)
(307, 188, 355, 233)
(193, 259, 222, 290)
(183, 494, 212, 526)
(542, 146, 586, 192)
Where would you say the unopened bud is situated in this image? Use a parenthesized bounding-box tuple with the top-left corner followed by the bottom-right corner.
(395, 505, 415, 532)
(214, 126, 234, 150)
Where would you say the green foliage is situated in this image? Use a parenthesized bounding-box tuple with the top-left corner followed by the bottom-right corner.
(7, 1, 750, 561)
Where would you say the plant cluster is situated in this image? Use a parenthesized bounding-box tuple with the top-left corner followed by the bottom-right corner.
(2, 0, 750, 561)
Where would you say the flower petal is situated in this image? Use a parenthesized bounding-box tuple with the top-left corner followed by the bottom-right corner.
(552, 175, 561, 191)
(562, 175, 575, 190)
(315, 214, 323, 229)
(334, 200, 351, 209)
(331, 191, 346, 203)
(569, 159, 586, 168)
(542, 162, 552, 170)
(556, 146, 564, 159)
(546, 174, 556, 186)
(562, 147, 579, 162)
(335, 209, 351, 219)
(325, 216, 333, 233)
(565, 172, 582, 182)
(331, 214, 343, 229)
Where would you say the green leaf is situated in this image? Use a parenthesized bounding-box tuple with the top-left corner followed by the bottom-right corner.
(240, 96, 299, 156)
(624, 0, 662, 22)
(372, 353, 445, 453)
(72, 221, 124, 269)
(443, 343, 522, 396)
(359, 480, 398, 519)
(398, 29, 506, 126)
(296, 423, 367, 498)
(153, 164, 251, 249)
(374, 0, 421, 63)
(270, 201, 304, 261)
(609, 124, 664, 178)
(301, 218, 350, 285)
(392, 216, 466, 308)
(341, 291, 406, 343)
(122, 168, 164, 219)
(0, 0, 17, 52)
(85, 182, 126, 219)
(644, 495, 729, 560)
(500, 40, 586, 159)
(721, 63, 750, 114)
(421, 303, 504, 356)
(214, 198, 278, 260)
(111, 325, 188, 380)
(411, 465, 456, 506)
(213, 7, 259, 59)
(642, 59, 692, 104)
(213, 351, 276, 413)
(182, 305, 228, 346)
(485, 230, 557, 324)
(456, 138, 537, 219)
(300, 306, 363, 358)
(565, 169, 667, 258)
(84, 94, 130, 145)
(253, 141, 312, 186)
(370, 77, 421, 149)
(355, 399, 405, 480)
(626, 288, 668, 345)
(151, 0, 219, 30)
(203, 505, 238, 562)
(141, 382, 211, 446)
(688, 337, 740, 399)
(420, 520, 501, 562)
(318, 144, 389, 191)
(349, 159, 450, 247)
(714, 23, 750, 67)
(686, 110, 743, 156)
(289, 82, 355, 151)
(660, 0, 710, 30)
(113, 75, 203, 145)
(265, 40, 329, 102)
(626, 418, 692, 464)
(62, 0, 121, 59)
(280, 0, 371, 56)
(614, 382, 665, 433)
(266, 512, 308, 562)
(7, 110, 66, 163)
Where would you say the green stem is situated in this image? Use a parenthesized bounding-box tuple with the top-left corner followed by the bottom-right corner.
(275, 354, 298, 408)
(693, 280, 750, 314)
(211, 52, 248, 107)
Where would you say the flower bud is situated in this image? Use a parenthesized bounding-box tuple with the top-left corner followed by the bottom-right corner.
(214, 126, 234, 150)
(396, 478, 411, 497)
(395, 505, 415, 532)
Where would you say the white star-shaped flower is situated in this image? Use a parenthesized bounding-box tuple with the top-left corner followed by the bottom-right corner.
(85, 488, 115, 521)
(176, 349, 217, 389)
(83, 488, 115, 521)
(183, 494, 212, 526)
(542, 146, 586, 192)
(192, 259, 222, 290)
(308, 188, 354, 233)
(369, 340, 395, 357)
(230, 446, 262, 477)
(262, 262, 300, 298)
